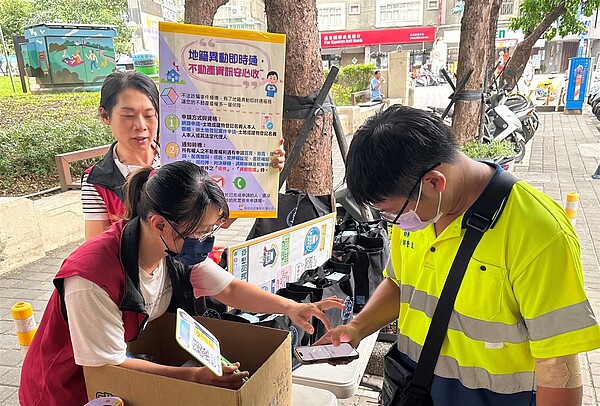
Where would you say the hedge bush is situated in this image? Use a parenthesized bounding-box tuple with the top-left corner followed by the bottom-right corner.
(326, 64, 375, 106)
(461, 139, 516, 158)
(0, 90, 113, 189)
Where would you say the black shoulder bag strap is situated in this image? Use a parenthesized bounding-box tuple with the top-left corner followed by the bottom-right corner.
(407, 171, 518, 400)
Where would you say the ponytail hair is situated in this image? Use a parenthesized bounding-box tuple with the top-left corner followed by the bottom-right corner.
(124, 166, 154, 219)
(124, 161, 229, 234)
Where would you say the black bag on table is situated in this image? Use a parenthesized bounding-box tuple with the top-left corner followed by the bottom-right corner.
(285, 258, 355, 341)
(221, 288, 315, 348)
(220, 289, 315, 370)
(333, 219, 390, 313)
(221, 307, 311, 350)
(246, 190, 333, 240)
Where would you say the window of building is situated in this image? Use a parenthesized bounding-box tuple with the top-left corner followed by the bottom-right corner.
(499, 0, 514, 16)
(349, 4, 361, 14)
(427, 0, 438, 10)
(317, 3, 347, 31)
(376, 0, 422, 27)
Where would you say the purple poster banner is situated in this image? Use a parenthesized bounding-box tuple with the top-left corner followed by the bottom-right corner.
(159, 22, 286, 218)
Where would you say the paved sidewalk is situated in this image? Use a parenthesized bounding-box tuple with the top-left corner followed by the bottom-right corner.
(1, 103, 600, 404)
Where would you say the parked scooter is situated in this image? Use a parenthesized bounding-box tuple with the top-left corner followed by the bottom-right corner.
(487, 90, 538, 146)
(428, 101, 526, 163)
(415, 74, 440, 87)
(482, 103, 527, 163)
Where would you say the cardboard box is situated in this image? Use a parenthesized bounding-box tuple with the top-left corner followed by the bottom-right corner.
(84, 313, 292, 405)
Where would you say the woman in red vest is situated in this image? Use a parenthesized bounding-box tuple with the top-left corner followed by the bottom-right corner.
(20, 161, 342, 405)
(82, 71, 285, 240)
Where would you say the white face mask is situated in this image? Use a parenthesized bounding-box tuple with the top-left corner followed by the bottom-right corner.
(396, 181, 443, 232)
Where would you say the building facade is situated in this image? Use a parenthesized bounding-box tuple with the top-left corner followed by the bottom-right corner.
(213, 0, 267, 31)
(176, 0, 599, 75)
(316, 0, 527, 74)
(317, 0, 436, 70)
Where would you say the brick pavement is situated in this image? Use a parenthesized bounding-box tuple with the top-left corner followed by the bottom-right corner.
(1, 101, 600, 404)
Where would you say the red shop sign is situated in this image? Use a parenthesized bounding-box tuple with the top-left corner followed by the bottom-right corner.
(321, 26, 436, 48)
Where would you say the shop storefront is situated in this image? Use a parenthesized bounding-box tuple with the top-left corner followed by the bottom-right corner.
(320, 26, 436, 70)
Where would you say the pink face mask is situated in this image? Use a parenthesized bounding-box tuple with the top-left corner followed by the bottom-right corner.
(396, 181, 443, 232)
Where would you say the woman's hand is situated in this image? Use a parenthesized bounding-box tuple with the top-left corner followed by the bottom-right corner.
(189, 363, 249, 390)
(119, 357, 248, 390)
(271, 138, 286, 171)
(287, 296, 345, 334)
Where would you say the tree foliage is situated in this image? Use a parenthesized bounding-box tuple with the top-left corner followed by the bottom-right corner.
(509, 0, 600, 40)
(0, 0, 133, 54)
(0, 0, 34, 52)
(503, 0, 600, 84)
(326, 64, 375, 106)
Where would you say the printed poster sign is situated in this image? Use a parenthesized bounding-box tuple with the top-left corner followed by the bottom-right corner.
(227, 213, 336, 291)
(158, 22, 286, 218)
(175, 308, 222, 377)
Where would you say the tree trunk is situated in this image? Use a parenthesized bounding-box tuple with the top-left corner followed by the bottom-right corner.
(265, 0, 333, 195)
(502, 4, 567, 87)
(184, 0, 227, 25)
(452, 0, 501, 142)
(486, 0, 503, 84)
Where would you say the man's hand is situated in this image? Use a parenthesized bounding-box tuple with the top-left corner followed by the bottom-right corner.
(313, 323, 362, 349)
(312, 324, 363, 366)
(287, 296, 345, 334)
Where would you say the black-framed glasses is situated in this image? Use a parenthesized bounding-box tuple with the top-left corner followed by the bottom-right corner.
(165, 216, 225, 242)
(378, 163, 441, 225)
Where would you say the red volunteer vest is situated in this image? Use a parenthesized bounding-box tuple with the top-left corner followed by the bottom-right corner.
(19, 222, 147, 406)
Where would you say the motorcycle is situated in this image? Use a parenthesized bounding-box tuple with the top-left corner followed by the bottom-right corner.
(530, 76, 566, 105)
(428, 101, 526, 163)
(486, 90, 538, 146)
(415, 72, 440, 87)
(482, 103, 527, 163)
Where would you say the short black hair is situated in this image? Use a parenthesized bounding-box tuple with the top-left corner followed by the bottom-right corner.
(346, 105, 459, 206)
(374, 70, 381, 75)
(99, 71, 159, 118)
(267, 71, 278, 78)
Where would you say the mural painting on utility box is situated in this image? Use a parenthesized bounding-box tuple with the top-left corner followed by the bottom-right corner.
(46, 37, 114, 85)
(22, 24, 117, 90)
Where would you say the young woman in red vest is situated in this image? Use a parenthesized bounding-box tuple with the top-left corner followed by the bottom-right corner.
(20, 161, 343, 406)
(82, 71, 285, 240)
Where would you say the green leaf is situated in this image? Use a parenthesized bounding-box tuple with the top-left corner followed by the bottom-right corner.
(509, 0, 600, 39)
(461, 140, 515, 159)
(0, 0, 134, 54)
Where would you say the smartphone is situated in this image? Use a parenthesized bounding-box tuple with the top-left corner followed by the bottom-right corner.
(293, 343, 359, 365)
